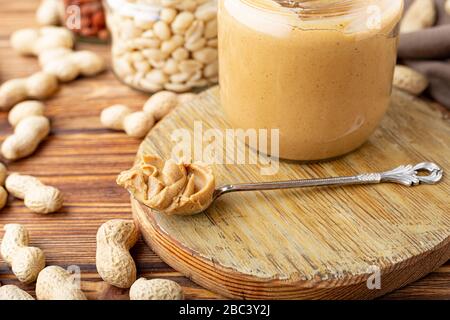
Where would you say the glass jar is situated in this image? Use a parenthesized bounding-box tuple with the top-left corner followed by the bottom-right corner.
(63, 0, 109, 42)
(219, 0, 404, 161)
(104, 0, 218, 93)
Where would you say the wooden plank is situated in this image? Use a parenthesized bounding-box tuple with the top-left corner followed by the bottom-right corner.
(0, 0, 448, 300)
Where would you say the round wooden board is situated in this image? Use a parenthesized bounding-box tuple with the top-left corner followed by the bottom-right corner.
(133, 86, 450, 300)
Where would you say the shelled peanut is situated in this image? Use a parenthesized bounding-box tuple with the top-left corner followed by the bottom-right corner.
(130, 278, 184, 300)
(393, 65, 429, 96)
(100, 91, 197, 137)
(1, 116, 50, 160)
(10, 26, 74, 56)
(0, 224, 46, 283)
(36, 266, 87, 300)
(105, 0, 218, 93)
(7, 101, 45, 127)
(0, 284, 35, 300)
(101, 105, 155, 138)
(96, 220, 139, 288)
(1, 101, 51, 160)
(0, 72, 58, 111)
(5, 173, 64, 214)
(39, 49, 106, 82)
(400, 0, 436, 33)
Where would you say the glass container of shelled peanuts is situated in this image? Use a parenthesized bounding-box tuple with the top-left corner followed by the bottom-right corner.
(104, 0, 218, 93)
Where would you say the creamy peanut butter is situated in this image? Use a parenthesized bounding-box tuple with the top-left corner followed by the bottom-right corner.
(117, 155, 216, 216)
(219, 0, 404, 160)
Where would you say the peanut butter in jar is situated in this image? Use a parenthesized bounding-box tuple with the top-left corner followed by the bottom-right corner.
(218, 0, 404, 161)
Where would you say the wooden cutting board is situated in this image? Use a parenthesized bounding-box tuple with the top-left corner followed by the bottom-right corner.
(133, 87, 449, 300)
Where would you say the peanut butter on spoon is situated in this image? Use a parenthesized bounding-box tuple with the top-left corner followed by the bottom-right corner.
(119, 157, 443, 216)
(117, 155, 216, 216)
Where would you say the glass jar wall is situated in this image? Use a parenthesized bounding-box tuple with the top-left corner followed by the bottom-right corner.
(219, 0, 404, 161)
(105, 0, 218, 93)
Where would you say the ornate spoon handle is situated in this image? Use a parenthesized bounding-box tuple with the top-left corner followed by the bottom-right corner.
(213, 162, 444, 199)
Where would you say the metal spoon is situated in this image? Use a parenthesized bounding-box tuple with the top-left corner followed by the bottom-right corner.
(212, 162, 443, 202)
(136, 162, 443, 215)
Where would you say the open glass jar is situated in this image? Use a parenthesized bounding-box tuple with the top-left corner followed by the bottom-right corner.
(105, 0, 218, 93)
(219, 0, 404, 161)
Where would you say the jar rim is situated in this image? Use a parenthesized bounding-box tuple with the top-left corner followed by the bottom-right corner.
(239, 0, 402, 17)
(105, 0, 161, 19)
(225, 0, 403, 34)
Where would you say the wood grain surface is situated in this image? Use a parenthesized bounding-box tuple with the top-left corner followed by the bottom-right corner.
(134, 87, 449, 300)
(0, 0, 449, 300)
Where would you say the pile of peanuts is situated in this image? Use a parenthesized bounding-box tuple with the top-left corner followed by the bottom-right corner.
(106, 0, 218, 93)
(0, 26, 105, 111)
(0, 100, 64, 214)
(0, 1, 202, 301)
(0, 219, 183, 300)
(101, 90, 197, 138)
(0, 99, 64, 213)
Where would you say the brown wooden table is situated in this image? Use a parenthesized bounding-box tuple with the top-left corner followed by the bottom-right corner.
(0, 0, 448, 300)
